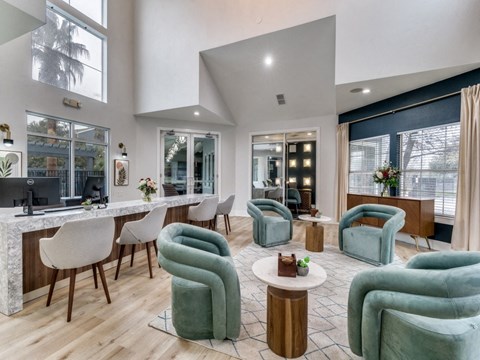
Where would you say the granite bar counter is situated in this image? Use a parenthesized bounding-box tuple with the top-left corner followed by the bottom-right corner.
(0, 194, 215, 315)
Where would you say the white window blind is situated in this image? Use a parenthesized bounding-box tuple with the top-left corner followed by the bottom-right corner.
(399, 123, 460, 217)
(349, 135, 390, 195)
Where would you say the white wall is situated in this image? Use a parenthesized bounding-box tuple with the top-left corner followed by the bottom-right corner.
(0, 0, 139, 202)
(134, 0, 480, 114)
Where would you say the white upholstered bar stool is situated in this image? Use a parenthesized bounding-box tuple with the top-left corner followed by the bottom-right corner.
(114, 204, 168, 279)
(187, 197, 219, 230)
(215, 194, 235, 234)
(39, 216, 115, 322)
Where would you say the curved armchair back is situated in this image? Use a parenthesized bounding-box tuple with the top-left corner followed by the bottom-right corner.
(339, 204, 405, 265)
(247, 199, 293, 247)
(158, 223, 240, 340)
(348, 251, 480, 360)
(287, 188, 301, 203)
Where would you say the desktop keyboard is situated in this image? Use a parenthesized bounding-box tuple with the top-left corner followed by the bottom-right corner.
(44, 206, 84, 213)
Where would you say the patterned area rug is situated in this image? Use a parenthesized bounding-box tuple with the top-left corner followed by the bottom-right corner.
(149, 243, 398, 359)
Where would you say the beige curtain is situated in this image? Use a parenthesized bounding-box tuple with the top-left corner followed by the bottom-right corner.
(335, 123, 349, 222)
(452, 85, 480, 250)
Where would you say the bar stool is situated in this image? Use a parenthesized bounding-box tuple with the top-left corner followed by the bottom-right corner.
(215, 194, 235, 234)
(39, 216, 115, 322)
(115, 204, 168, 279)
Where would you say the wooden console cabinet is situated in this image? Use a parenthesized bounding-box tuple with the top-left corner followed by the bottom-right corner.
(347, 193, 435, 249)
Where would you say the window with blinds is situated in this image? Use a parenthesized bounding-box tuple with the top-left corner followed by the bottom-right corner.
(349, 135, 390, 195)
(399, 123, 460, 217)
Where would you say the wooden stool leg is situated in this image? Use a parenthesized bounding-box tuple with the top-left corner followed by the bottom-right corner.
(130, 244, 136, 266)
(145, 242, 153, 278)
(92, 264, 98, 289)
(96, 261, 111, 304)
(226, 214, 232, 233)
(153, 241, 161, 268)
(115, 244, 126, 280)
(224, 214, 229, 235)
(46, 269, 59, 306)
(67, 268, 77, 322)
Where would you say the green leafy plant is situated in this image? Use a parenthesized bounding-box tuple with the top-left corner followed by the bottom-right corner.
(297, 256, 310, 268)
(81, 198, 92, 206)
(0, 158, 12, 177)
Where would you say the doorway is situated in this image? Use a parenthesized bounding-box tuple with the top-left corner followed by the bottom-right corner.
(160, 130, 218, 195)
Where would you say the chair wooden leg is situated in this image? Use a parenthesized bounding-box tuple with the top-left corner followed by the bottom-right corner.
(153, 241, 161, 268)
(96, 261, 111, 304)
(226, 214, 232, 233)
(115, 244, 126, 280)
(67, 268, 77, 322)
(145, 242, 153, 278)
(224, 214, 229, 235)
(46, 269, 59, 307)
(92, 264, 98, 289)
(130, 244, 136, 266)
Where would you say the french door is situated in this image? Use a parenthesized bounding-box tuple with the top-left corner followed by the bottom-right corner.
(160, 130, 217, 195)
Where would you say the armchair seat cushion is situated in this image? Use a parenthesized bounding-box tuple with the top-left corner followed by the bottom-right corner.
(172, 276, 214, 340)
(380, 310, 480, 360)
(263, 217, 290, 244)
(343, 226, 383, 265)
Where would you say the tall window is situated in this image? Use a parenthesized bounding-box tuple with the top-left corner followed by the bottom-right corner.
(27, 113, 109, 198)
(349, 135, 390, 195)
(32, 4, 106, 101)
(61, 0, 105, 25)
(399, 124, 460, 217)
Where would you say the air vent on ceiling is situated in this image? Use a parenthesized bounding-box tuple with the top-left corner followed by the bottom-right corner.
(276, 94, 286, 105)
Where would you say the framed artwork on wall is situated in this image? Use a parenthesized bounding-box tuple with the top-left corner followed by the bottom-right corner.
(0, 150, 22, 177)
(114, 159, 129, 186)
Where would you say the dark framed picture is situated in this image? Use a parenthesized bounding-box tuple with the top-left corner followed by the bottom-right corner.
(114, 159, 129, 186)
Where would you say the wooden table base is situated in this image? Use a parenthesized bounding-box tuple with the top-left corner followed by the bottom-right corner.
(267, 286, 308, 358)
(305, 223, 324, 252)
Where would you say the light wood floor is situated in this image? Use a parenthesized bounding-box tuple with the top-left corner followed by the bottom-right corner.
(0, 217, 431, 359)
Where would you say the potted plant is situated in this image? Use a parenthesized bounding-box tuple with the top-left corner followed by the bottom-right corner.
(81, 198, 93, 210)
(297, 256, 310, 276)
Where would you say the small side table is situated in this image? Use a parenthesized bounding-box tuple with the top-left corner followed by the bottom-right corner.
(298, 214, 331, 252)
(252, 257, 327, 358)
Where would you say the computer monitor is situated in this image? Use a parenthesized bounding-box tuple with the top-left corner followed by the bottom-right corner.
(0, 177, 61, 215)
(82, 176, 106, 204)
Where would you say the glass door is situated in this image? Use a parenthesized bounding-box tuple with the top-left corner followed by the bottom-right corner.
(160, 131, 217, 195)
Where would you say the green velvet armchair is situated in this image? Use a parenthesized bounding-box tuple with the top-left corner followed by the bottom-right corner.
(157, 223, 241, 340)
(348, 251, 480, 360)
(339, 204, 405, 265)
(286, 188, 302, 214)
(247, 199, 293, 247)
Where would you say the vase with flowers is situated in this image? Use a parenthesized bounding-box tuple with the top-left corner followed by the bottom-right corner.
(137, 177, 157, 202)
(373, 161, 401, 197)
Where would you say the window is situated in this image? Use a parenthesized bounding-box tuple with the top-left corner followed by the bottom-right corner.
(399, 123, 460, 217)
(32, 4, 106, 101)
(27, 113, 109, 198)
(61, 0, 105, 26)
(349, 135, 390, 195)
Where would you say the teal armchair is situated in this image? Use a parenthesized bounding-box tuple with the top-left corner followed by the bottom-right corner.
(348, 251, 480, 360)
(247, 199, 293, 247)
(157, 223, 241, 340)
(339, 204, 405, 265)
(286, 188, 302, 214)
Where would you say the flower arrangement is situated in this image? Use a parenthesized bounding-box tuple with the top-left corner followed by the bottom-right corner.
(373, 161, 401, 196)
(137, 177, 157, 202)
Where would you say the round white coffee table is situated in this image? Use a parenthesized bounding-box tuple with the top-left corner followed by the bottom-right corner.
(252, 256, 327, 358)
(298, 214, 331, 252)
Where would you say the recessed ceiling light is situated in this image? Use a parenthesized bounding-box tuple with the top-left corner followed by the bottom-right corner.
(362, 88, 371, 94)
(307, 132, 312, 136)
(194, 111, 200, 116)
(265, 135, 269, 139)
(264, 56, 273, 66)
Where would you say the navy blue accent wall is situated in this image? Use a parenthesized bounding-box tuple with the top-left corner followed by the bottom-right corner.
(339, 68, 480, 243)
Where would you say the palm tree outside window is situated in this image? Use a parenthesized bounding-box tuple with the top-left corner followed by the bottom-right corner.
(31, 6, 105, 101)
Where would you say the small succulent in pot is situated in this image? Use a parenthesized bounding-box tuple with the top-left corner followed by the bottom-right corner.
(297, 256, 310, 276)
